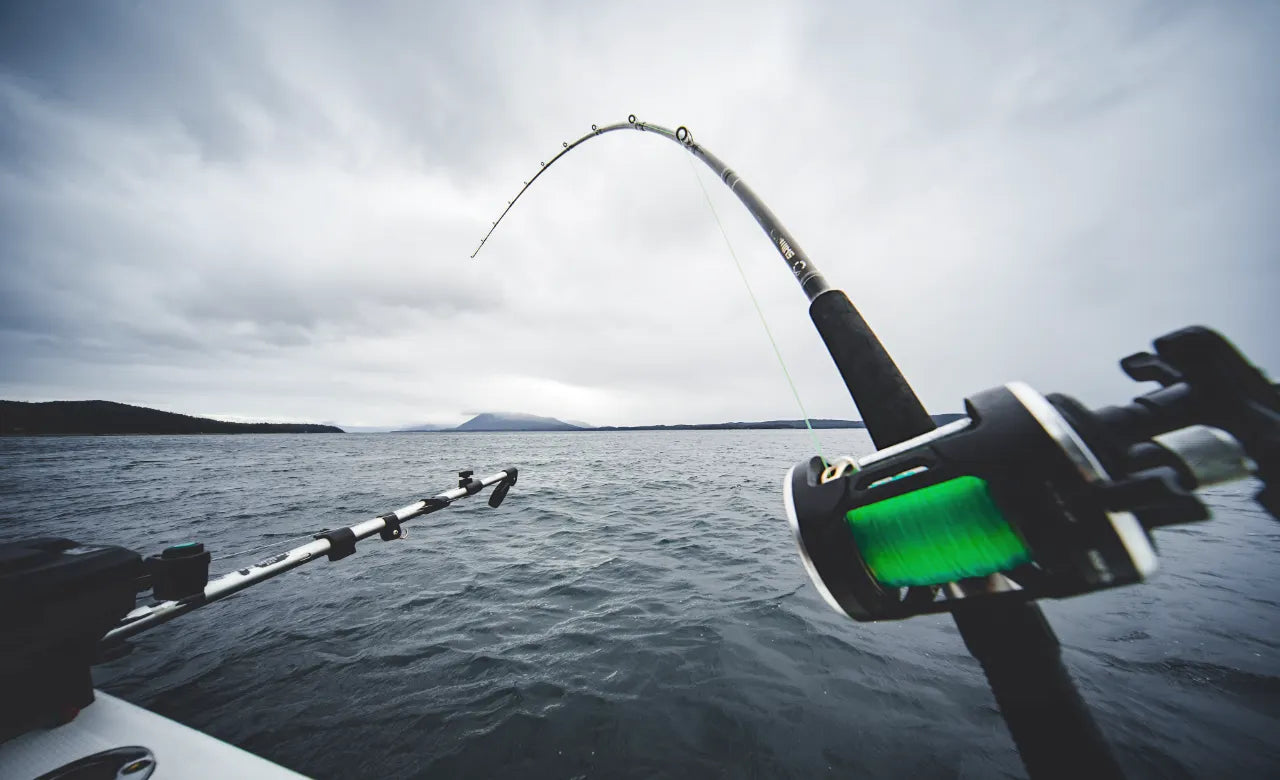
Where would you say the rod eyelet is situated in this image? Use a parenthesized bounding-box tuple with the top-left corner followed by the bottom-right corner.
(628, 114, 636, 124)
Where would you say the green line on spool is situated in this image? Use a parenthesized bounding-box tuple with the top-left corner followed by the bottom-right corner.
(846, 475, 1031, 587)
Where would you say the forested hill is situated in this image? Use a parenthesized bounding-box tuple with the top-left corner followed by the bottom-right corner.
(0, 400, 344, 435)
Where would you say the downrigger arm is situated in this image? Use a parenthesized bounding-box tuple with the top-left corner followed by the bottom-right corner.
(0, 467, 519, 742)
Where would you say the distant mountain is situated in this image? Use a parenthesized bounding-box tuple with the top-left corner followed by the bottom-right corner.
(588, 413, 965, 431)
(396, 412, 964, 433)
(0, 400, 344, 435)
(393, 423, 454, 432)
(455, 412, 582, 432)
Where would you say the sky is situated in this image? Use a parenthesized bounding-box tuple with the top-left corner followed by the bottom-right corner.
(0, 1, 1276, 429)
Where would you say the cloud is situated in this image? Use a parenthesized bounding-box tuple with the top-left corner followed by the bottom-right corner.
(1, 1, 1276, 428)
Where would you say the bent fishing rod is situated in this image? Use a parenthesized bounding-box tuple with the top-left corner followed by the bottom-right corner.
(474, 115, 943, 450)
(2, 468, 517, 740)
(472, 116, 1280, 779)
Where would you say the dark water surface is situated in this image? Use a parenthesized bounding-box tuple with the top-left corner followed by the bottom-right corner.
(1, 432, 1277, 778)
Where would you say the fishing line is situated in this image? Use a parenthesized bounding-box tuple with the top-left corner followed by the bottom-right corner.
(134, 534, 321, 602)
(214, 530, 326, 565)
(682, 152, 825, 461)
(472, 117, 846, 460)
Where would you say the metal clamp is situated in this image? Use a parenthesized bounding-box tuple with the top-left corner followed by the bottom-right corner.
(314, 528, 357, 561)
(378, 513, 403, 541)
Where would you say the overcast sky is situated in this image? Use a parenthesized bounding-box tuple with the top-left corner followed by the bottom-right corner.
(1, 1, 1276, 428)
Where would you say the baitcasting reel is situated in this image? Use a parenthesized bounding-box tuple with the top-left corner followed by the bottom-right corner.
(785, 326, 1279, 621)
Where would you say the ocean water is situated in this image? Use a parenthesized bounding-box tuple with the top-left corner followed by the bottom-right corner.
(1, 431, 1276, 779)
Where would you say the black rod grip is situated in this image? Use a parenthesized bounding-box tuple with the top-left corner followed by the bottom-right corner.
(953, 602, 1125, 780)
(807, 289, 935, 448)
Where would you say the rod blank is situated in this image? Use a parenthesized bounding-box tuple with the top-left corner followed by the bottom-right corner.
(471, 117, 830, 301)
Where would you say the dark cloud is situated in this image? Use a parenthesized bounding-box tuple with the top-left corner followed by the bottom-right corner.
(0, 1, 1276, 427)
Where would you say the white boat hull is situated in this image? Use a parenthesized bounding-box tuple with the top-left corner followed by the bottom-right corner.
(0, 691, 306, 779)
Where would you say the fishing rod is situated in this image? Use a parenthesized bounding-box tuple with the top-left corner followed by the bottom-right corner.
(472, 116, 1279, 778)
(103, 467, 519, 644)
(1, 467, 518, 740)
(473, 115, 929, 451)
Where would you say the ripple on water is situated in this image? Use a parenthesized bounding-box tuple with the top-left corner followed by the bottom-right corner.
(2, 431, 1277, 778)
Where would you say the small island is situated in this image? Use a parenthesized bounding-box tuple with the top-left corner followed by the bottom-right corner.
(0, 400, 344, 436)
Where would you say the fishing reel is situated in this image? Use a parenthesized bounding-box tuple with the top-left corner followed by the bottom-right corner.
(786, 326, 1278, 621)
